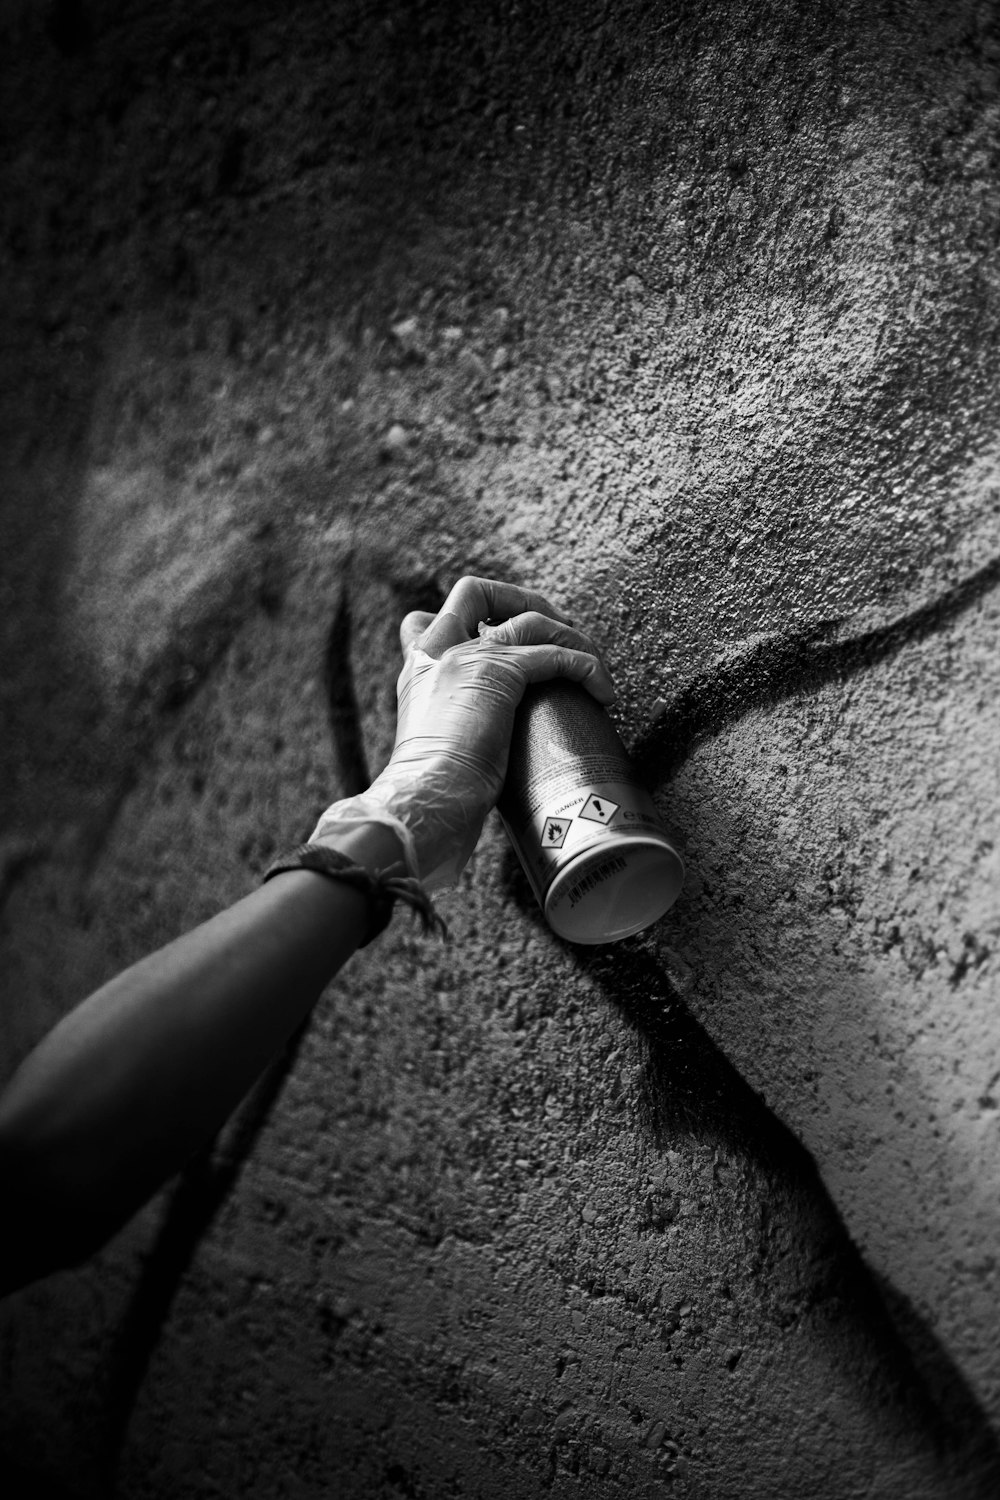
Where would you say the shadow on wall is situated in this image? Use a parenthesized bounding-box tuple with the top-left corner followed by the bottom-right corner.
(500, 852, 1000, 1488)
(83, 573, 448, 1493)
(49, 557, 1000, 1492)
(630, 552, 1000, 788)
(5, 0, 1000, 1491)
(497, 554, 1000, 1482)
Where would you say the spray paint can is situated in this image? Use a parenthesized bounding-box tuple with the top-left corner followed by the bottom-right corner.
(497, 681, 684, 944)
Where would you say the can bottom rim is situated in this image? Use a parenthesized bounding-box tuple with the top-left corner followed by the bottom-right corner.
(543, 835, 685, 945)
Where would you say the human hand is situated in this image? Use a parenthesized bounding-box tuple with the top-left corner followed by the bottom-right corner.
(311, 577, 615, 889)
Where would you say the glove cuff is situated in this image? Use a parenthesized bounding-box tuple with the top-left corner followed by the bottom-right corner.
(309, 796, 420, 877)
(262, 843, 447, 945)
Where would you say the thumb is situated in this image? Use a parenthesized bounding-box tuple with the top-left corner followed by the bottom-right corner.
(399, 609, 437, 657)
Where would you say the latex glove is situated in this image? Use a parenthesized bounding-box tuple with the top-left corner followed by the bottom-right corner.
(311, 576, 616, 889)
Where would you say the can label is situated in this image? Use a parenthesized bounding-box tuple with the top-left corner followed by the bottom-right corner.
(498, 773, 667, 907)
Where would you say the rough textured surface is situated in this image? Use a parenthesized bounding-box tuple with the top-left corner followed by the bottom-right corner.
(2, 0, 999, 1495)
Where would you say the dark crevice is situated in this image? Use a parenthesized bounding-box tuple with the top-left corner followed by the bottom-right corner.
(94, 555, 1000, 1486)
(503, 848, 1000, 1480)
(323, 583, 371, 796)
(581, 938, 1000, 1474)
(498, 556, 1000, 1481)
(633, 551, 1000, 783)
(97, 581, 373, 1486)
(100, 1025, 309, 1493)
(0, 838, 47, 919)
(97, 570, 448, 1486)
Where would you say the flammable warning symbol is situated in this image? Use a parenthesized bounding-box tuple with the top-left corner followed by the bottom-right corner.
(579, 793, 620, 826)
(540, 815, 572, 849)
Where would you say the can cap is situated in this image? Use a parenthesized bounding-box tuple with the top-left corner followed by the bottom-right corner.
(543, 837, 685, 944)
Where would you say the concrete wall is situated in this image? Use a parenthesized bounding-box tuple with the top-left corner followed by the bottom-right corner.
(2, 0, 999, 1495)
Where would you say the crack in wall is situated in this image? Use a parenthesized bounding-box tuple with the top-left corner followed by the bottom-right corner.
(95, 571, 446, 1489)
(499, 551, 1000, 1474)
(633, 552, 1000, 784)
(99, 1027, 309, 1493)
(323, 580, 372, 797)
(75, 554, 1000, 1489)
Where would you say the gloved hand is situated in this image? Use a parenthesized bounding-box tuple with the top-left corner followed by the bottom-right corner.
(311, 576, 616, 889)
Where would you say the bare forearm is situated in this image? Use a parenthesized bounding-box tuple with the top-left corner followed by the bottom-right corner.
(0, 840, 389, 1288)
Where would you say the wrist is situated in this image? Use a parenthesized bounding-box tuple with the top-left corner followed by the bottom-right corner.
(309, 786, 419, 879)
(311, 816, 408, 877)
(366, 760, 487, 891)
(310, 759, 490, 893)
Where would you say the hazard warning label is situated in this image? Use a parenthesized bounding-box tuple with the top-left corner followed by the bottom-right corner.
(502, 777, 673, 906)
(540, 815, 572, 849)
(578, 793, 620, 826)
